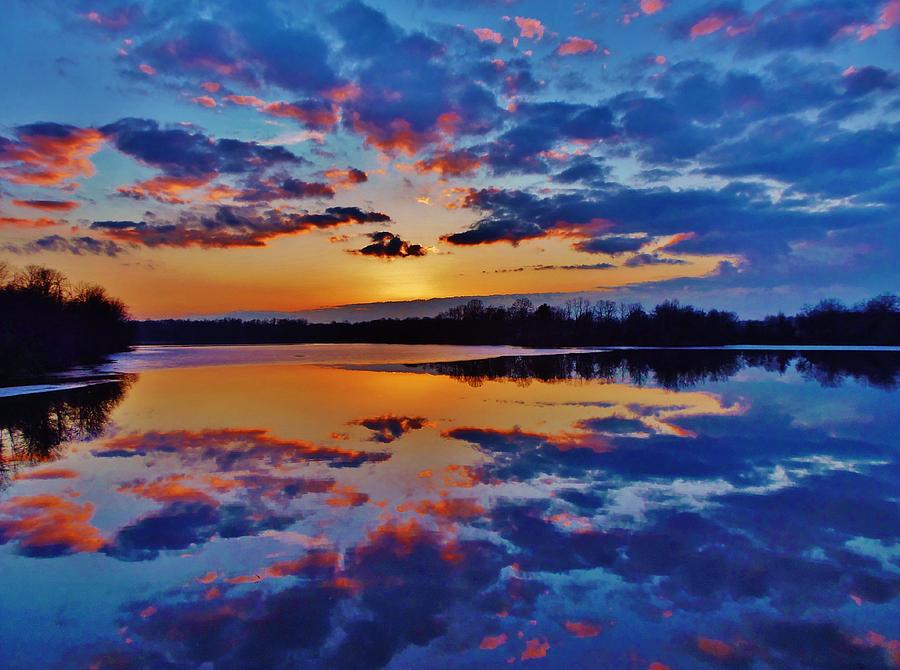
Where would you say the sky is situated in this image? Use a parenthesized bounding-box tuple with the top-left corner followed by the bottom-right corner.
(0, 0, 898, 319)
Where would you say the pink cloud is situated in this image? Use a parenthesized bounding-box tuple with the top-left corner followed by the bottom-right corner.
(138, 63, 156, 76)
(557, 36, 599, 56)
(856, 0, 900, 40)
(473, 27, 503, 44)
(514, 16, 545, 41)
(192, 95, 217, 108)
(690, 14, 729, 38)
(223, 94, 265, 107)
(640, 0, 668, 15)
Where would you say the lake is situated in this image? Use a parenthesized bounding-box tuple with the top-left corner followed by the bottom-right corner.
(1, 345, 899, 669)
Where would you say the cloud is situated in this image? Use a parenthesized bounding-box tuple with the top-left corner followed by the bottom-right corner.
(116, 175, 212, 204)
(90, 428, 391, 469)
(640, 0, 668, 15)
(192, 95, 217, 108)
(673, 1, 899, 54)
(261, 100, 340, 130)
(4, 234, 124, 257)
(328, 1, 503, 155)
(350, 414, 431, 441)
(514, 16, 545, 41)
(476, 101, 616, 175)
(623, 252, 688, 267)
(12, 199, 79, 212)
(415, 149, 482, 176)
(557, 37, 599, 56)
(129, 15, 341, 95)
(91, 205, 390, 249)
(324, 167, 368, 188)
(105, 500, 287, 561)
(0, 122, 104, 187)
(0, 216, 59, 228)
(439, 178, 898, 271)
(473, 27, 503, 43)
(101, 117, 302, 179)
(575, 234, 650, 255)
(0, 494, 105, 557)
(232, 177, 336, 203)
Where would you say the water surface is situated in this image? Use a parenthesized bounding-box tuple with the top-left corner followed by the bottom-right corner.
(1, 345, 898, 669)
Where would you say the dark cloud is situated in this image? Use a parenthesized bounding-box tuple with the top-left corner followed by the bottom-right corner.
(128, 11, 341, 95)
(624, 252, 688, 267)
(350, 232, 428, 259)
(439, 181, 897, 269)
(3, 234, 124, 257)
(670, 1, 887, 55)
(350, 414, 430, 442)
(327, 0, 503, 155)
(100, 118, 302, 179)
(703, 118, 900, 199)
(106, 500, 295, 561)
(477, 101, 617, 175)
(234, 176, 336, 202)
(91, 206, 391, 248)
(89, 428, 391, 469)
(574, 234, 650, 255)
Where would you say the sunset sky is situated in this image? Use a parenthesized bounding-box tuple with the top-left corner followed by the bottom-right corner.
(1, 0, 898, 318)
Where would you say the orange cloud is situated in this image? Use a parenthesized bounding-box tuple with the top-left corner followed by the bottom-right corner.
(415, 150, 482, 177)
(521, 638, 550, 660)
(117, 474, 218, 505)
(117, 175, 211, 204)
(0, 216, 59, 228)
(12, 199, 79, 212)
(0, 126, 104, 187)
(192, 95, 217, 108)
(0, 494, 105, 555)
(94, 428, 389, 469)
(325, 485, 370, 507)
(224, 94, 265, 107)
(399, 497, 485, 520)
(690, 15, 729, 38)
(14, 467, 79, 480)
(262, 101, 339, 129)
(225, 551, 340, 584)
(138, 63, 156, 76)
(480, 633, 508, 650)
(324, 167, 368, 189)
(200, 81, 221, 93)
(515, 17, 545, 41)
(564, 621, 601, 637)
(351, 116, 435, 156)
(474, 28, 503, 43)
(697, 637, 734, 660)
(640, 0, 668, 14)
(325, 83, 362, 103)
(557, 37, 599, 56)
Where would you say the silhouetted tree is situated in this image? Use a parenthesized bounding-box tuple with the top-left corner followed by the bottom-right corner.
(0, 265, 134, 380)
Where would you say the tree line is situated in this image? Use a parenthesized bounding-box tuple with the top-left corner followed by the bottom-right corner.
(137, 294, 899, 347)
(416, 348, 900, 391)
(0, 264, 133, 380)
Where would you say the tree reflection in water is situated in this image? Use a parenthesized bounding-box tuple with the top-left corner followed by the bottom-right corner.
(414, 349, 900, 390)
(0, 376, 134, 489)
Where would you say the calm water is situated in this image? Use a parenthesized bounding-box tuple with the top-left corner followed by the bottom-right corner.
(1, 345, 899, 669)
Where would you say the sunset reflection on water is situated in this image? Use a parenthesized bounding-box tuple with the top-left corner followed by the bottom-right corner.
(1, 346, 898, 669)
